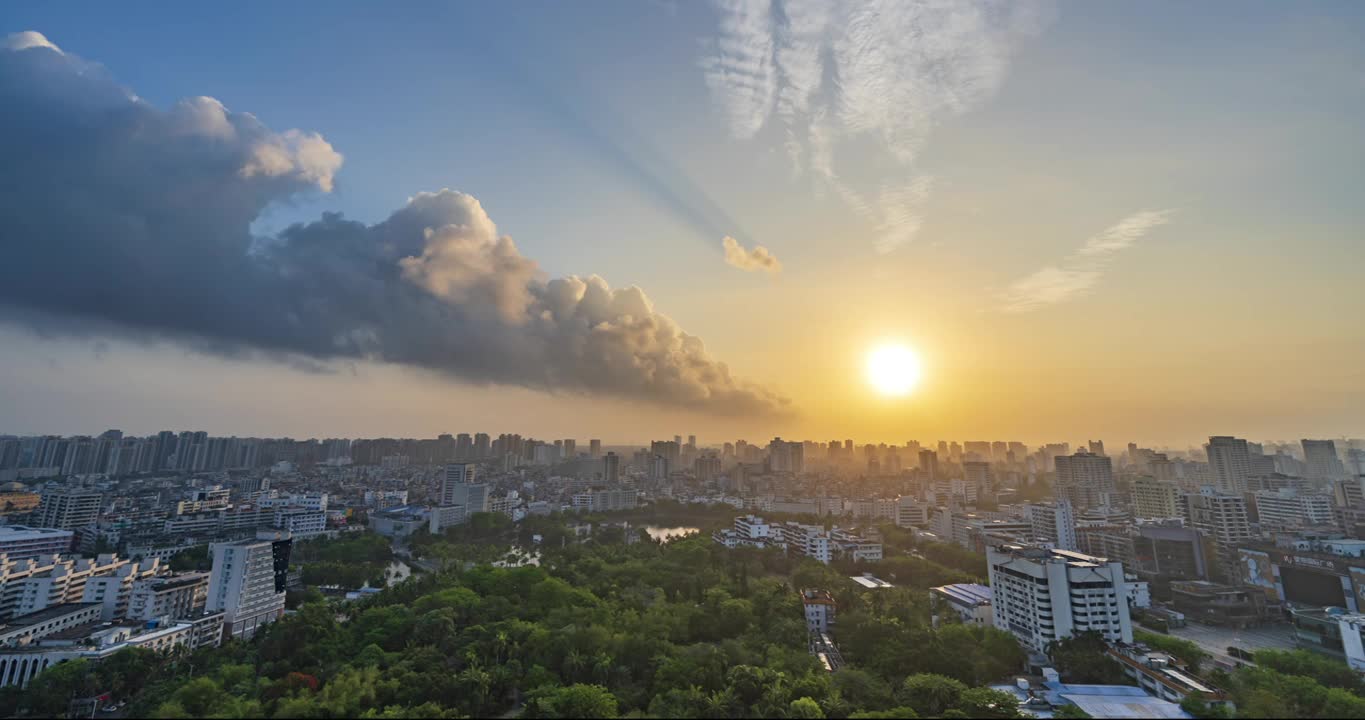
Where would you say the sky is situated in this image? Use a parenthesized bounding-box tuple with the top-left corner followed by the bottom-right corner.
(1, 1, 1363, 447)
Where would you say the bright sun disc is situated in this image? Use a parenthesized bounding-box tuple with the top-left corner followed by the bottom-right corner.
(866, 343, 923, 397)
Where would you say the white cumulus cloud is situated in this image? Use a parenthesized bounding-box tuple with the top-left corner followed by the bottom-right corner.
(722, 236, 782, 274)
(1, 30, 61, 53)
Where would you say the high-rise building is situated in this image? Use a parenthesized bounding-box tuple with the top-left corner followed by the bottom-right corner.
(563, 439, 576, 458)
(207, 531, 291, 640)
(1207, 436, 1252, 493)
(964, 441, 991, 461)
(1027, 501, 1078, 551)
(1054, 451, 1114, 509)
(438, 463, 487, 513)
(987, 544, 1133, 653)
(650, 440, 681, 469)
(455, 433, 473, 460)
(695, 454, 721, 484)
(34, 489, 101, 531)
(767, 438, 804, 473)
(473, 433, 491, 459)
(1182, 488, 1251, 581)
(589, 439, 602, 459)
(964, 462, 992, 497)
(603, 452, 620, 485)
(1345, 449, 1365, 477)
(439, 463, 475, 505)
(918, 450, 938, 483)
(649, 455, 669, 481)
(1133, 477, 1182, 519)
(1302, 439, 1345, 481)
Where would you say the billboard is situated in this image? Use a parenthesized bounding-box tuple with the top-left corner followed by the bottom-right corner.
(1239, 548, 1279, 600)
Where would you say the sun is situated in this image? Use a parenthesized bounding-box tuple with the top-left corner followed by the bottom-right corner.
(866, 343, 923, 397)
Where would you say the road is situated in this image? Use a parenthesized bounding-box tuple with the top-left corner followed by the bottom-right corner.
(1166, 621, 1297, 668)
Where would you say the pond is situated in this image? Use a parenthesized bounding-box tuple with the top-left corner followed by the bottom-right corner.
(642, 525, 700, 543)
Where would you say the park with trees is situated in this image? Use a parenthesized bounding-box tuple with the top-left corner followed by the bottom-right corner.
(1, 509, 1362, 718)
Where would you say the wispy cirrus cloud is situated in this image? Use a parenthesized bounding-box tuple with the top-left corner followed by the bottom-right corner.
(703, 0, 1050, 253)
(722, 236, 782, 274)
(1001, 210, 1174, 313)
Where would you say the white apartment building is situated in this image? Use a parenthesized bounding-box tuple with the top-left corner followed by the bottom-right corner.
(831, 529, 883, 562)
(714, 516, 880, 564)
(731, 514, 770, 542)
(0, 526, 74, 559)
(260, 492, 329, 512)
(800, 589, 836, 633)
(0, 606, 223, 688)
(1133, 478, 1182, 520)
(34, 489, 101, 531)
(571, 489, 638, 513)
(364, 490, 409, 509)
(126, 573, 209, 622)
(987, 544, 1133, 654)
(896, 497, 929, 528)
(80, 561, 166, 620)
(0, 553, 160, 621)
(272, 507, 327, 538)
(428, 504, 468, 534)
(783, 523, 833, 564)
(1253, 489, 1335, 529)
(1027, 502, 1078, 551)
(207, 531, 290, 640)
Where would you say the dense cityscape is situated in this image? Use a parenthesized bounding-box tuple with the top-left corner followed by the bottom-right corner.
(0, 430, 1361, 716)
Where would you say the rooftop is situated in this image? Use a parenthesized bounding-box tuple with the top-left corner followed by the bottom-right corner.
(0, 525, 75, 538)
(991, 682, 1193, 720)
(849, 574, 894, 589)
(801, 589, 836, 605)
(141, 572, 209, 591)
(932, 583, 993, 606)
(0, 602, 100, 630)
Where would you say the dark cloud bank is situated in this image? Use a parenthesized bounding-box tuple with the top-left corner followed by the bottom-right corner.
(0, 32, 790, 417)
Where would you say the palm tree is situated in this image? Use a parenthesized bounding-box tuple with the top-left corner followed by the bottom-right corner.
(562, 650, 588, 683)
(458, 666, 492, 712)
(492, 630, 510, 665)
(701, 688, 738, 719)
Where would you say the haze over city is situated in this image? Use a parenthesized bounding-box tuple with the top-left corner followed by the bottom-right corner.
(2, 2, 1363, 446)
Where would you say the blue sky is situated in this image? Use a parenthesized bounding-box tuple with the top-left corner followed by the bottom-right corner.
(2, 1, 1364, 444)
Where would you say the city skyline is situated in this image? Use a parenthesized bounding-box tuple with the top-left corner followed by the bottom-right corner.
(3, 2, 1364, 447)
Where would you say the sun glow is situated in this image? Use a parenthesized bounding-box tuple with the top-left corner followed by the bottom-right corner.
(866, 343, 923, 397)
